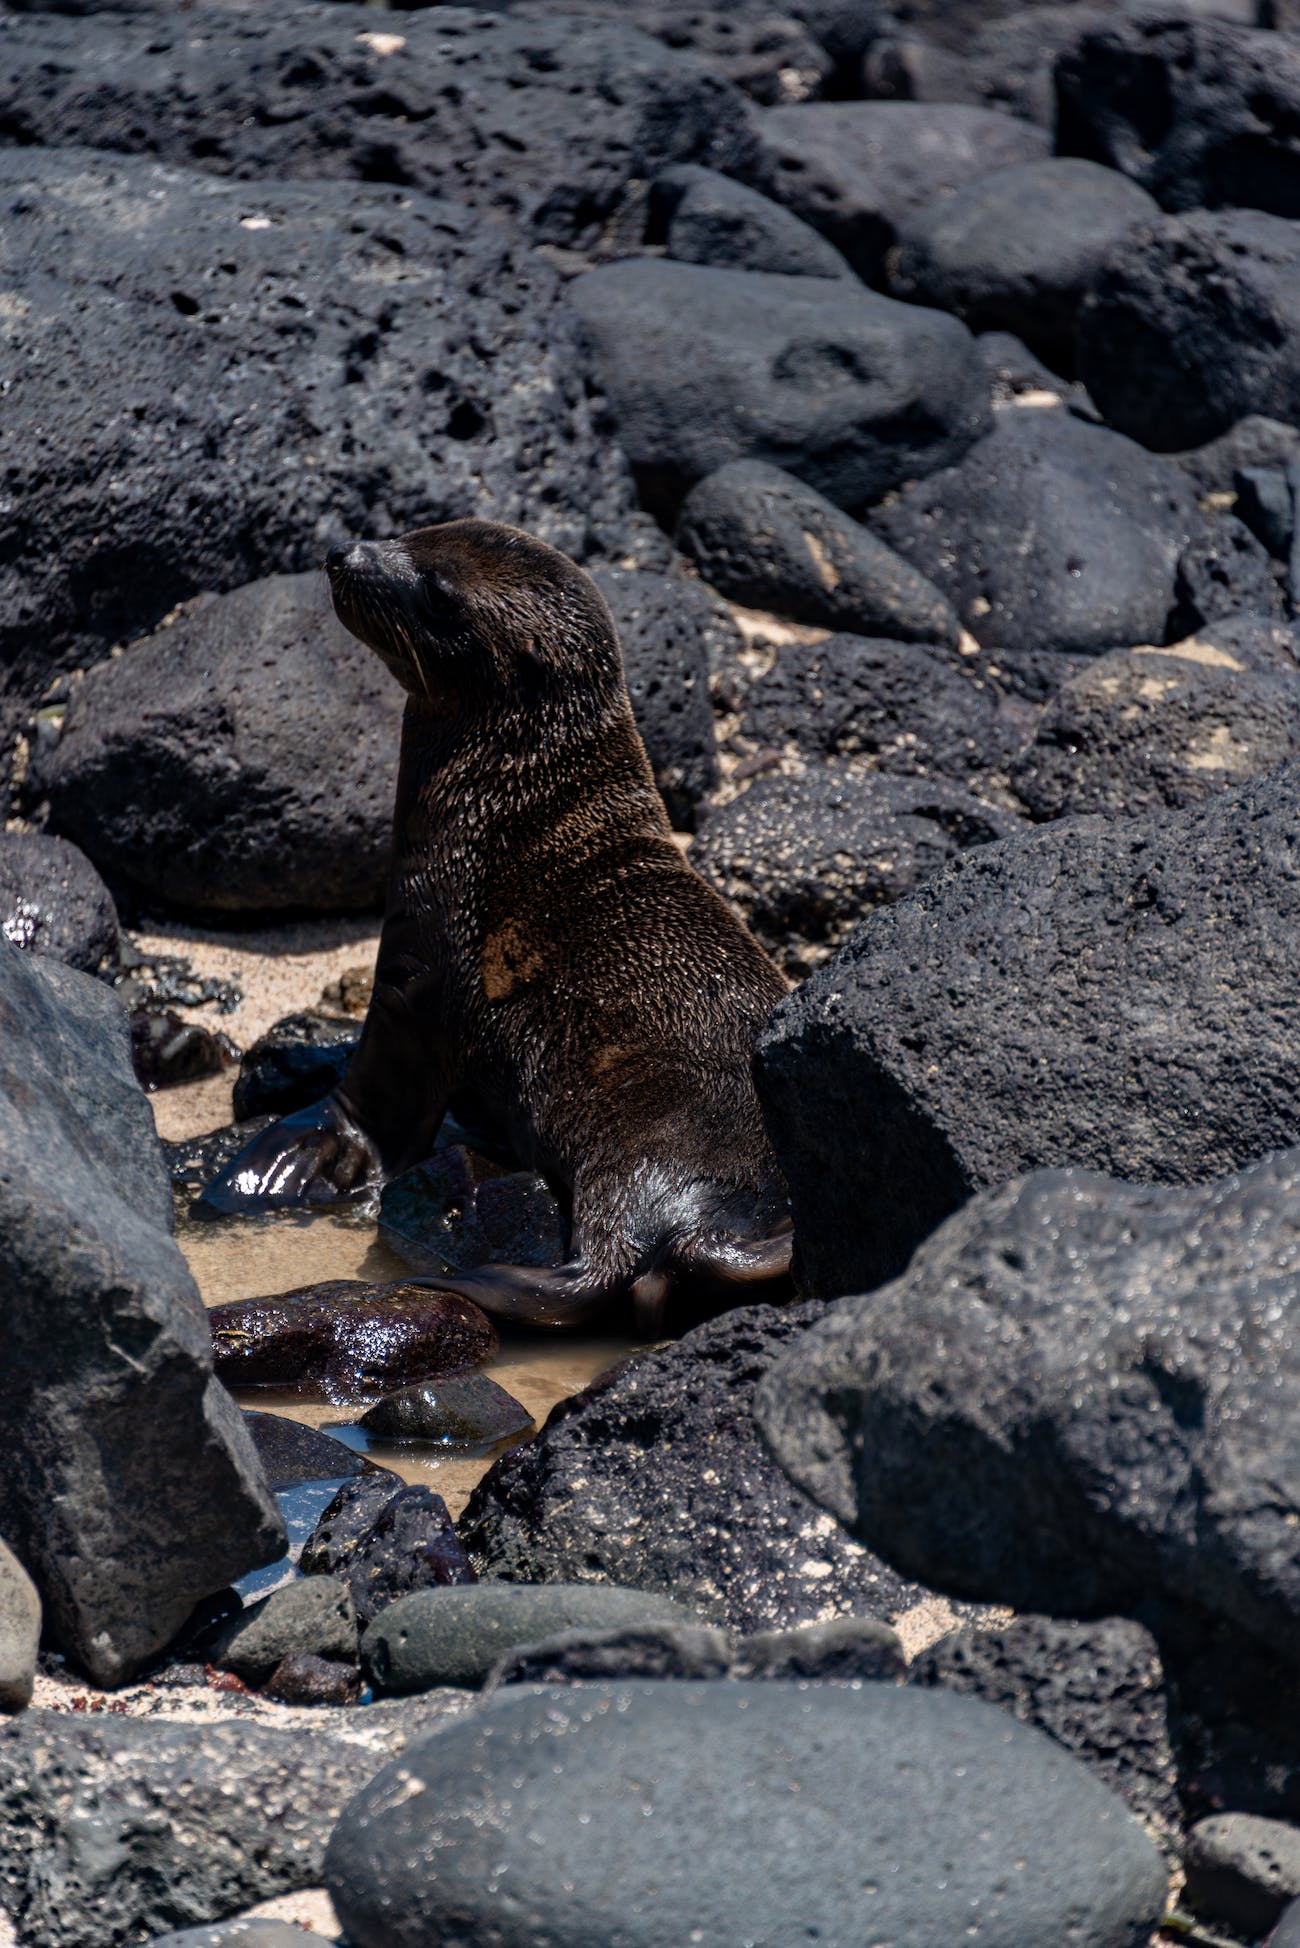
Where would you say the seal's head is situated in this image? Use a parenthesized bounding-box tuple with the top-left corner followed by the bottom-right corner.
(325, 518, 624, 710)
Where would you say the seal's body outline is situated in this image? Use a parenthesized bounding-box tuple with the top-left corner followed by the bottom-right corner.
(205, 520, 792, 1327)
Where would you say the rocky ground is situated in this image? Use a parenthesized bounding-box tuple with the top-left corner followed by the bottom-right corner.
(5, 0, 1300, 1944)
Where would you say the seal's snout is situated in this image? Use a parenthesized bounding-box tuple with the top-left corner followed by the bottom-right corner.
(324, 544, 350, 577)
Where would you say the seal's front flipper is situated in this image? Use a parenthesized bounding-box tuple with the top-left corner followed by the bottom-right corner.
(198, 1095, 384, 1214)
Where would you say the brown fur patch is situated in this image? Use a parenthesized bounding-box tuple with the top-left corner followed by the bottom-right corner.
(482, 920, 544, 1001)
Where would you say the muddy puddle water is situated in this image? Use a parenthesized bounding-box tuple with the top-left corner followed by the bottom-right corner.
(159, 1081, 638, 1519)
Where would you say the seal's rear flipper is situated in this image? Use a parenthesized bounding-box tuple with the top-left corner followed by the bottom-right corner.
(427, 1259, 616, 1329)
(198, 1097, 383, 1214)
(676, 1223, 795, 1286)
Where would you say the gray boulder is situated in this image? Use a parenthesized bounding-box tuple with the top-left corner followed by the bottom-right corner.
(0, 943, 282, 1685)
(461, 1302, 995, 1634)
(1077, 208, 1300, 452)
(755, 1146, 1300, 1671)
(0, 5, 750, 249)
(740, 99, 1049, 279)
(1185, 1814, 1300, 1937)
(1012, 640, 1300, 821)
(0, 831, 118, 972)
(203, 1578, 358, 1684)
(734, 1614, 904, 1680)
(693, 767, 1019, 979)
(889, 157, 1158, 362)
(326, 1681, 1167, 1948)
(0, 1697, 467, 1948)
(38, 575, 403, 913)
(677, 461, 961, 643)
(870, 407, 1201, 664)
(654, 163, 850, 277)
(756, 762, 1300, 1295)
(363, 1583, 692, 1692)
(0, 1540, 39, 1713)
(145, 1926, 319, 1948)
(483, 1619, 735, 1690)
(568, 257, 990, 512)
(0, 145, 637, 748)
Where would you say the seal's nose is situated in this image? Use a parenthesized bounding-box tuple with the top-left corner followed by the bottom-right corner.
(324, 545, 350, 578)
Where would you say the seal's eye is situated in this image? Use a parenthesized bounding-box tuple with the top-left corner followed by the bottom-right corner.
(417, 570, 462, 629)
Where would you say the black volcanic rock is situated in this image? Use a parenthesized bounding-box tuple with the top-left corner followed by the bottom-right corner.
(677, 462, 961, 644)
(1077, 208, 1300, 452)
(871, 407, 1201, 664)
(694, 767, 1018, 979)
(38, 576, 404, 914)
(570, 257, 990, 513)
(0, 830, 118, 972)
(0, 943, 282, 1684)
(0, 145, 638, 747)
(740, 99, 1049, 280)
(1057, 10, 1300, 217)
(0, 5, 752, 250)
(591, 566, 721, 830)
(653, 164, 850, 277)
(461, 1302, 999, 1636)
(756, 762, 1300, 1296)
(756, 1147, 1300, 1674)
(1012, 641, 1300, 821)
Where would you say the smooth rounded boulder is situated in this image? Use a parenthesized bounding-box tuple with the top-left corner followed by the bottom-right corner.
(38, 575, 403, 913)
(676, 460, 962, 643)
(741, 98, 1049, 278)
(326, 1680, 1167, 1948)
(889, 156, 1158, 361)
(569, 257, 990, 511)
(870, 406, 1201, 663)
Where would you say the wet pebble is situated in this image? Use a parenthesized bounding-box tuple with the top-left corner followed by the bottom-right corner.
(130, 1008, 238, 1092)
(379, 1146, 567, 1279)
(357, 1372, 533, 1449)
(261, 1652, 361, 1708)
(208, 1280, 498, 1402)
(231, 1009, 361, 1121)
(300, 1475, 476, 1626)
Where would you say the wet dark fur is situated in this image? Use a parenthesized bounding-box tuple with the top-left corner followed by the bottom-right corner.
(203, 520, 792, 1327)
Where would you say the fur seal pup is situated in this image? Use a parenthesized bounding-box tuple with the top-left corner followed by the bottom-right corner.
(203, 519, 792, 1329)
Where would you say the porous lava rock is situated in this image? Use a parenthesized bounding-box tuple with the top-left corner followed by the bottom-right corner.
(889, 157, 1158, 362)
(693, 767, 1018, 978)
(756, 1147, 1300, 1671)
(756, 762, 1300, 1294)
(1012, 640, 1300, 821)
(232, 1009, 363, 1120)
(911, 1616, 1181, 1850)
(736, 629, 1013, 784)
(569, 257, 990, 513)
(1057, 10, 1300, 216)
(36, 571, 406, 914)
(870, 406, 1201, 664)
(1077, 208, 1300, 452)
(460, 1302, 995, 1635)
(0, 6, 751, 249)
(0, 145, 637, 746)
(0, 944, 282, 1685)
(326, 1682, 1166, 1948)
(300, 1474, 476, 1624)
(1184, 1814, 1300, 1937)
(0, 831, 118, 973)
(0, 1697, 468, 1948)
(740, 99, 1049, 279)
(677, 462, 961, 644)
(591, 566, 721, 829)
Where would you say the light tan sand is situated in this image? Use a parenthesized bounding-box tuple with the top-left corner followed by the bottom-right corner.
(131, 914, 382, 1050)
